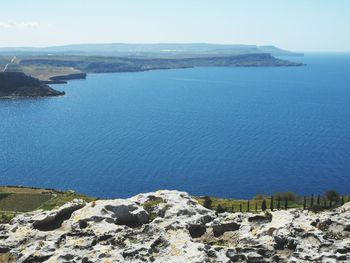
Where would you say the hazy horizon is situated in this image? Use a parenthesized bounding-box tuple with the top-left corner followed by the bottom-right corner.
(1, 0, 349, 52)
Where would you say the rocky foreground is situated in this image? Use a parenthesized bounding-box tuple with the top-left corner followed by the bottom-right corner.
(0, 191, 349, 262)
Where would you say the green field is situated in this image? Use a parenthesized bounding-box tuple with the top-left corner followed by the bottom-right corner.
(0, 186, 95, 223)
(0, 193, 53, 212)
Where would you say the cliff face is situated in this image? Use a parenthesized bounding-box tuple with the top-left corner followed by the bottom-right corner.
(0, 72, 65, 98)
(0, 190, 349, 262)
(43, 73, 87, 84)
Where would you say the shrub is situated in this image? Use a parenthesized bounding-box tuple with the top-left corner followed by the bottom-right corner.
(309, 205, 324, 213)
(264, 211, 273, 221)
(203, 196, 212, 210)
(216, 204, 226, 213)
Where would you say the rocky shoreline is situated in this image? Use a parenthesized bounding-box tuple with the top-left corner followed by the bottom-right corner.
(0, 190, 349, 262)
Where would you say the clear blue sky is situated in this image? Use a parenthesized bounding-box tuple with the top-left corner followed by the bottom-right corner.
(0, 0, 349, 51)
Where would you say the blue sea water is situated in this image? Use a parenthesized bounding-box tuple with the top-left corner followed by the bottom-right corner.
(1, 54, 350, 198)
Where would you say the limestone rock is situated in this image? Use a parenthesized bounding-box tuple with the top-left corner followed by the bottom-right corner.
(0, 190, 349, 262)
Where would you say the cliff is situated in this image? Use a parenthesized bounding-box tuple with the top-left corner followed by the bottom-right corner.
(43, 73, 87, 84)
(0, 190, 349, 262)
(0, 72, 64, 98)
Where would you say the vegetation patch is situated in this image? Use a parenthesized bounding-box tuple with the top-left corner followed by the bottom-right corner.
(196, 191, 349, 213)
(0, 186, 95, 224)
(142, 197, 165, 221)
(38, 191, 96, 211)
(0, 193, 53, 212)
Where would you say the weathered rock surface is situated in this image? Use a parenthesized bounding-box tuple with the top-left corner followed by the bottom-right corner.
(0, 190, 349, 262)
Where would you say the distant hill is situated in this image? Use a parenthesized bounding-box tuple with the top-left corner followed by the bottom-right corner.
(0, 72, 65, 98)
(0, 43, 303, 58)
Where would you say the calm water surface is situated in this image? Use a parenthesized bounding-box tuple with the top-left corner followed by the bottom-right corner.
(1, 54, 349, 198)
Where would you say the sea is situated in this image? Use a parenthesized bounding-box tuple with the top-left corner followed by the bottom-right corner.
(1, 53, 349, 198)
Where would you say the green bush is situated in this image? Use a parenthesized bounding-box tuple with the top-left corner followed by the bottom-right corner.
(203, 196, 212, 210)
(216, 204, 226, 213)
(309, 205, 324, 213)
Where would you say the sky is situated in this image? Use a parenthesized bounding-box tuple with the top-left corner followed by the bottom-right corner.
(0, 0, 349, 52)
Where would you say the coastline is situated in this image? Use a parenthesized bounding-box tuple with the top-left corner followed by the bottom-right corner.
(0, 92, 65, 99)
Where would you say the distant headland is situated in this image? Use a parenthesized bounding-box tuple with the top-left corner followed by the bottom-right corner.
(0, 44, 304, 98)
(0, 72, 64, 99)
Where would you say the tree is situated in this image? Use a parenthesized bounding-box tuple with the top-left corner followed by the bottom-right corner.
(203, 196, 212, 210)
(247, 200, 250, 212)
(317, 195, 321, 205)
(326, 190, 340, 204)
(341, 196, 345, 206)
(255, 202, 258, 212)
(310, 194, 314, 207)
(270, 196, 274, 211)
(239, 203, 242, 212)
(277, 197, 281, 210)
(261, 200, 267, 211)
(303, 197, 306, 210)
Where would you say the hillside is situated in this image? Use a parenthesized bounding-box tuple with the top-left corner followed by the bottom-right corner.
(0, 190, 349, 262)
(0, 72, 65, 98)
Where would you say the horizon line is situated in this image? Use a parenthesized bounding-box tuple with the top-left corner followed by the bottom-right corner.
(0, 43, 348, 53)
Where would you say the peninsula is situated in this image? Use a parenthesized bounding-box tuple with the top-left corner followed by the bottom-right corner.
(0, 72, 64, 98)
